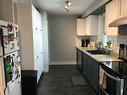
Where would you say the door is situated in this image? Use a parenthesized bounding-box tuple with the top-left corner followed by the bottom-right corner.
(33, 12, 43, 82)
(36, 14, 43, 82)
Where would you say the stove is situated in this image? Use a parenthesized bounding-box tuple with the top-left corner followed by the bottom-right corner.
(101, 61, 127, 78)
(99, 61, 127, 95)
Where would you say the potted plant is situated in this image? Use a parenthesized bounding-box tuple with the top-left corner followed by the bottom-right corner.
(106, 41, 112, 48)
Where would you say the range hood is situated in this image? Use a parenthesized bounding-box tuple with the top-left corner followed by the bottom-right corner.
(109, 16, 127, 27)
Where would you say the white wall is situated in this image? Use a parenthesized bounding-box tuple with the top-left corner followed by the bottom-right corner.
(41, 11, 49, 72)
(0, 0, 13, 22)
(49, 15, 77, 65)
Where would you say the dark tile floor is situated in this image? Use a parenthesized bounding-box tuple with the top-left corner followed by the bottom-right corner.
(37, 65, 97, 95)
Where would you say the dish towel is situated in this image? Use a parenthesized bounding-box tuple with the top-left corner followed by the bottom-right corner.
(99, 67, 107, 89)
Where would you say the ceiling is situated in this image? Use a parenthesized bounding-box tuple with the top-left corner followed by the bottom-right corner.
(32, 0, 98, 16)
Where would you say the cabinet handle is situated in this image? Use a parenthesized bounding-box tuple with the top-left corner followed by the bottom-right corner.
(37, 56, 39, 58)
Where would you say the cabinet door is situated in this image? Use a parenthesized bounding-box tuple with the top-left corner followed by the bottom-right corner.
(37, 27, 43, 82)
(82, 52, 99, 93)
(120, 0, 127, 18)
(77, 19, 86, 36)
(86, 15, 98, 36)
(105, 0, 118, 36)
(83, 53, 87, 75)
(82, 53, 91, 80)
(33, 11, 43, 82)
(91, 61, 99, 92)
(32, 6, 38, 31)
(76, 49, 83, 71)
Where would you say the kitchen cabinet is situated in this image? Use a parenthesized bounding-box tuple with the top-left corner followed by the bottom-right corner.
(16, 3, 43, 82)
(82, 52, 99, 93)
(105, 0, 119, 35)
(85, 15, 98, 36)
(119, 0, 127, 18)
(76, 48, 99, 93)
(77, 15, 98, 36)
(77, 19, 86, 36)
(76, 48, 83, 72)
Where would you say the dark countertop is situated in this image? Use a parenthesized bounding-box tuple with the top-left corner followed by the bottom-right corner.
(76, 46, 127, 78)
(76, 46, 122, 62)
(100, 61, 127, 78)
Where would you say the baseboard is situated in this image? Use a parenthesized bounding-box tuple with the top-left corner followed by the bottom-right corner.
(49, 61, 76, 65)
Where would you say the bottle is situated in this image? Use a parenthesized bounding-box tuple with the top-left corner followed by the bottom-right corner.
(81, 39, 85, 47)
(119, 44, 125, 59)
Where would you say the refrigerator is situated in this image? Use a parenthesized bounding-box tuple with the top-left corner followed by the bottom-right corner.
(0, 20, 21, 95)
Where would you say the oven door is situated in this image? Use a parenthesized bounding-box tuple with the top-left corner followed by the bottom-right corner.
(99, 67, 124, 95)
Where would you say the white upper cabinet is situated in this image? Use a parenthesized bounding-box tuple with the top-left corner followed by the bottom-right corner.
(77, 19, 86, 36)
(105, 0, 119, 35)
(85, 15, 98, 36)
(119, 0, 127, 18)
(77, 15, 98, 36)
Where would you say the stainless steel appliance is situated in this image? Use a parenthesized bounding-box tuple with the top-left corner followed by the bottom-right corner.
(0, 20, 21, 95)
(99, 65, 124, 95)
(99, 43, 127, 95)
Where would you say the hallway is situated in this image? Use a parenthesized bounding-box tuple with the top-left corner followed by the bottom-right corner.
(37, 65, 96, 95)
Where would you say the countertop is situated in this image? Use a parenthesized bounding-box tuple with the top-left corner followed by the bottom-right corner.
(76, 46, 123, 62)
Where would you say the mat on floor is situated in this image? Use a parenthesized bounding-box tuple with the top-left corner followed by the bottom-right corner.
(71, 76, 88, 86)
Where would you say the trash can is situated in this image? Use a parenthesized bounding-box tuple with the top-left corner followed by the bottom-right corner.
(21, 70, 37, 95)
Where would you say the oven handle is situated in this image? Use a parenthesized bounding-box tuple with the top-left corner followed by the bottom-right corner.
(105, 72, 121, 82)
(100, 85, 109, 95)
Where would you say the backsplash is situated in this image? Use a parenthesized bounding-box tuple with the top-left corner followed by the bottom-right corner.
(117, 36, 127, 45)
(76, 36, 97, 46)
(106, 36, 127, 56)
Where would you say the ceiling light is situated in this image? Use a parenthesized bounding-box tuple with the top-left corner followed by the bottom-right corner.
(64, 0, 72, 12)
(68, 1, 71, 6)
(65, 5, 69, 9)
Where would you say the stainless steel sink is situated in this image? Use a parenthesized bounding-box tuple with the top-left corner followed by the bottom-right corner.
(86, 50, 106, 54)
